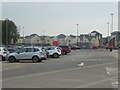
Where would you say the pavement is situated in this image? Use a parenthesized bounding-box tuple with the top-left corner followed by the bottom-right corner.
(1, 49, 119, 88)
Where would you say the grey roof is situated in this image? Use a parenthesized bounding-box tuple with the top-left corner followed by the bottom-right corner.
(69, 34, 76, 38)
(111, 31, 120, 35)
(57, 34, 66, 39)
(29, 34, 39, 37)
(90, 30, 101, 35)
(25, 34, 39, 39)
(80, 34, 95, 41)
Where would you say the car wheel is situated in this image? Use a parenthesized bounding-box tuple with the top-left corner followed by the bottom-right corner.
(32, 56, 39, 63)
(15, 60, 20, 62)
(2, 56, 5, 61)
(8, 56, 15, 63)
(65, 52, 67, 55)
(53, 53, 59, 58)
(39, 59, 42, 62)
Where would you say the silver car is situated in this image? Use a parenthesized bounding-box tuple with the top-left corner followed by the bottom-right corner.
(6, 46, 47, 63)
(0, 47, 9, 61)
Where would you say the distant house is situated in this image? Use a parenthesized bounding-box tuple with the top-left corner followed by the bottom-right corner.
(79, 31, 102, 47)
(65, 35, 76, 45)
(89, 31, 102, 46)
(44, 36, 51, 45)
(102, 37, 107, 46)
(107, 36, 115, 47)
(57, 34, 66, 45)
(79, 34, 93, 49)
(17, 37, 24, 45)
(24, 34, 41, 45)
(80, 34, 91, 42)
(111, 31, 120, 47)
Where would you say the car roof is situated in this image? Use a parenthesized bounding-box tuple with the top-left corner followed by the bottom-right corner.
(0, 47, 6, 49)
(24, 46, 43, 49)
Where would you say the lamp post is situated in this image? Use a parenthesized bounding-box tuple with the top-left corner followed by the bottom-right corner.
(42, 30, 45, 46)
(76, 24, 79, 46)
(111, 13, 114, 34)
(107, 22, 109, 36)
(6, 18, 8, 46)
(23, 26, 25, 45)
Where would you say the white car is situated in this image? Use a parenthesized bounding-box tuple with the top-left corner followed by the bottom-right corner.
(0, 47, 9, 61)
(46, 46, 62, 58)
(6, 47, 47, 63)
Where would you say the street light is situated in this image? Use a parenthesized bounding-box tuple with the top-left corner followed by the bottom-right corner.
(42, 29, 45, 46)
(23, 26, 25, 45)
(111, 13, 114, 34)
(76, 24, 79, 46)
(107, 22, 109, 36)
(6, 18, 8, 46)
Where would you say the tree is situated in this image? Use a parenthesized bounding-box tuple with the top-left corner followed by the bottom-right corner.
(2, 19, 20, 46)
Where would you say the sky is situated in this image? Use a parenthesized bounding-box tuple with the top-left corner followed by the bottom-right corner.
(1, 1, 118, 37)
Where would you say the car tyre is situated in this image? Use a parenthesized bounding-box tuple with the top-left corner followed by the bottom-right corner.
(15, 60, 20, 62)
(53, 53, 59, 58)
(2, 56, 5, 61)
(8, 56, 15, 63)
(32, 56, 39, 63)
(38, 59, 42, 62)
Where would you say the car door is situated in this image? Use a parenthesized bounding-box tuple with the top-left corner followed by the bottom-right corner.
(24, 48, 34, 59)
(47, 47, 54, 55)
(16, 48, 26, 60)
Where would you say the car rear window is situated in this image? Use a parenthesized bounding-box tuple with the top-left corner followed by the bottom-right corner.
(59, 46, 69, 48)
(3, 48, 7, 51)
(34, 48, 39, 52)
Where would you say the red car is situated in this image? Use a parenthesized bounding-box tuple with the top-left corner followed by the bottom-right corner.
(58, 45, 71, 55)
(105, 46, 113, 49)
(92, 46, 98, 49)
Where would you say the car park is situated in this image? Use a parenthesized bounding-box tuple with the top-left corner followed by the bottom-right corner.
(0, 47, 9, 61)
(59, 45, 71, 55)
(6, 46, 47, 63)
(46, 46, 61, 58)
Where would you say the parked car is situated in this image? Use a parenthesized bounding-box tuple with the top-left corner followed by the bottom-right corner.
(58, 45, 71, 55)
(7, 48, 15, 53)
(70, 45, 81, 50)
(46, 46, 61, 58)
(6, 47, 47, 63)
(42, 47, 50, 58)
(105, 45, 113, 49)
(0, 47, 9, 61)
(92, 46, 98, 49)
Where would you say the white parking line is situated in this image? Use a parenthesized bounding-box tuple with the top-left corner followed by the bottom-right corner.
(3, 61, 117, 81)
(105, 67, 118, 88)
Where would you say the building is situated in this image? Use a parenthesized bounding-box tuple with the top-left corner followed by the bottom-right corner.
(89, 31, 102, 46)
(44, 36, 51, 45)
(79, 31, 102, 48)
(65, 35, 76, 46)
(17, 37, 24, 45)
(57, 34, 66, 45)
(111, 31, 120, 47)
(24, 34, 41, 45)
(102, 37, 107, 46)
